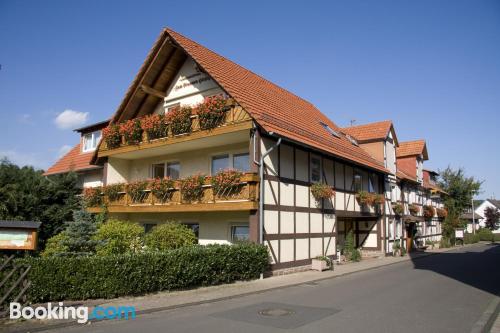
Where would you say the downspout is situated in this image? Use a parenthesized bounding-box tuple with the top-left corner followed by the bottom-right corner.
(255, 131, 281, 279)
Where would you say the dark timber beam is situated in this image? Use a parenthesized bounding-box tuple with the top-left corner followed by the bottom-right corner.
(140, 85, 166, 99)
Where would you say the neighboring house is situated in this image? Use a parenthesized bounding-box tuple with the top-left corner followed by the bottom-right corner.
(44, 120, 108, 188)
(474, 199, 500, 233)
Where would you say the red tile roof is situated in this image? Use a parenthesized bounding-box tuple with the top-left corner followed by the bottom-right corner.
(128, 28, 388, 173)
(43, 144, 101, 176)
(396, 140, 428, 159)
(342, 120, 394, 143)
(396, 170, 418, 183)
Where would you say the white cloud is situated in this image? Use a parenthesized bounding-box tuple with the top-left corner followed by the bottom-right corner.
(58, 145, 73, 158)
(54, 109, 89, 130)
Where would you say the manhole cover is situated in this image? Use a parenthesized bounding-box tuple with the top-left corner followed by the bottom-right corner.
(258, 308, 295, 317)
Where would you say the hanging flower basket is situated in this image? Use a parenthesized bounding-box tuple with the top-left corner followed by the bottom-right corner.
(120, 119, 143, 145)
(211, 169, 243, 198)
(436, 208, 448, 219)
(392, 203, 404, 216)
(356, 190, 375, 206)
(311, 183, 335, 201)
(141, 114, 168, 140)
(180, 174, 206, 202)
(373, 194, 385, 206)
(409, 204, 420, 216)
(197, 96, 227, 130)
(103, 124, 122, 149)
(166, 106, 192, 135)
(423, 205, 435, 219)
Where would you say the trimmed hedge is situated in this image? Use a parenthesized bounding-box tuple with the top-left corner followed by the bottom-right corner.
(477, 228, 494, 241)
(464, 233, 480, 244)
(18, 243, 268, 302)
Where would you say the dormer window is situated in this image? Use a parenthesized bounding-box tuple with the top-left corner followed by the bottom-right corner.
(82, 130, 102, 152)
(320, 122, 340, 138)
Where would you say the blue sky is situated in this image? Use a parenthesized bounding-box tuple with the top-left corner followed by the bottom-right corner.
(0, 1, 499, 198)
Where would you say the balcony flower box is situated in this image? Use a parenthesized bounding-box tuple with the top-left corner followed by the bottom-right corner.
(197, 96, 227, 130)
(103, 124, 122, 149)
(83, 187, 102, 207)
(150, 177, 175, 203)
(141, 114, 168, 141)
(311, 183, 335, 202)
(120, 119, 143, 145)
(127, 180, 149, 203)
(166, 106, 192, 136)
(103, 183, 125, 203)
(311, 256, 332, 271)
(180, 174, 206, 202)
(211, 169, 243, 199)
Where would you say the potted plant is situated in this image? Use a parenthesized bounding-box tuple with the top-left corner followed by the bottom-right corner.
(311, 256, 333, 271)
(126, 180, 149, 203)
(102, 124, 121, 149)
(141, 114, 168, 140)
(150, 177, 174, 202)
(166, 106, 192, 135)
(356, 190, 374, 206)
(211, 169, 243, 198)
(197, 95, 227, 130)
(392, 203, 404, 216)
(180, 174, 206, 202)
(83, 187, 102, 207)
(311, 183, 336, 201)
(120, 119, 143, 145)
(103, 183, 125, 202)
(423, 205, 435, 219)
(409, 203, 420, 216)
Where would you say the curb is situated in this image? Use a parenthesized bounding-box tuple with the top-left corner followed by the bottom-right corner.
(3, 243, 486, 333)
(470, 296, 500, 333)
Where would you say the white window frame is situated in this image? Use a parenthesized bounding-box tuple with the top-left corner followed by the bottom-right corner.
(229, 223, 250, 243)
(82, 130, 102, 152)
(310, 154, 322, 183)
(210, 151, 250, 175)
(150, 160, 181, 179)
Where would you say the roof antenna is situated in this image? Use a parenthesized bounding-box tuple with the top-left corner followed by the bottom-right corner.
(350, 119, 356, 127)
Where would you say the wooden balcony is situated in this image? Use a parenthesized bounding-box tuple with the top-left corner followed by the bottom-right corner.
(98, 101, 253, 158)
(87, 173, 259, 213)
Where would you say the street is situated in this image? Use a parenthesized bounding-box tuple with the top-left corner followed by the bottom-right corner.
(51, 243, 499, 333)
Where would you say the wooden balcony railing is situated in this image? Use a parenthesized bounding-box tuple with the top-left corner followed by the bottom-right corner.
(87, 173, 259, 213)
(98, 100, 253, 157)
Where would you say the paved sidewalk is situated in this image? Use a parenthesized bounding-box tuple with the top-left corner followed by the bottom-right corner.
(1, 243, 484, 333)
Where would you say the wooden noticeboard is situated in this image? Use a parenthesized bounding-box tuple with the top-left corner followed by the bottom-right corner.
(0, 221, 41, 250)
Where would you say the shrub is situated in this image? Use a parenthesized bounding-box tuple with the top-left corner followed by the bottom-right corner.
(41, 232, 69, 258)
(343, 230, 361, 262)
(423, 205, 435, 219)
(166, 106, 192, 135)
(145, 222, 197, 251)
(439, 237, 452, 248)
(127, 180, 149, 203)
(392, 203, 404, 216)
(102, 124, 121, 149)
(18, 243, 269, 302)
(464, 233, 480, 244)
(409, 204, 419, 216)
(310, 183, 335, 201)
(120, 119, 143, 145)
(436, 208, 448, 219)
(477, 228, 494, 241)
(197, 96, 227, 130)
(82, 187, 102, 207)
(94, 219, 144, 256)
(150, 177, 175, 202)
(180, 174, 206, 202)
(211, 169, 243, 197)
(103, 183, 125, 202)
(141, 114, 168, 140)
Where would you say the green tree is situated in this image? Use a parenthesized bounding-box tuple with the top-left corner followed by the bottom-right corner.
(484, 207, 500, 231)
(94, 219, 144, 256)
(41, 232, 69, 257)
(0, 159, 80, 249)
(145, 222, 196, 251)
(343, 230, 361, 262)
(438, 167, 482, 240)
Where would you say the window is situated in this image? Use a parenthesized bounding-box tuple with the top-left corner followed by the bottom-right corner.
(354, 173, 362, 192)
(310, 155, 321, 182)
(211, 154, 230, 174)
(167, 162, 180, 180)
(368, 174, 377, 193)
(82, 130, 102, 152)
(233, 153, 250, 172)
(231, 225, 249, 243)
(165, 103, 180, 115)
(320, 122, 340, 138)
(152, 163, 165, 178)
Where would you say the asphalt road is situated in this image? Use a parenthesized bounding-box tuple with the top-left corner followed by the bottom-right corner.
(52, 243, 500, 333)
